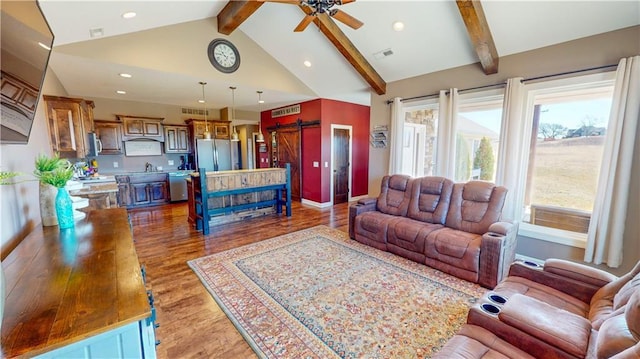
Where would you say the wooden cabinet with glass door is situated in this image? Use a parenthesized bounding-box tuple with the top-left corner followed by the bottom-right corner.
(43, 95, 95, 158)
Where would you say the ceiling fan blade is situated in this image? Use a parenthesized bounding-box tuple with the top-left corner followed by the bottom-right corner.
(339, 0, 356, 4)
(294, 15, 315, 32)
(331, 9, 363, 30)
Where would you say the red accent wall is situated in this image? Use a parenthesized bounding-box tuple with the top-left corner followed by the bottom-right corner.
(260, 98, 369, 204)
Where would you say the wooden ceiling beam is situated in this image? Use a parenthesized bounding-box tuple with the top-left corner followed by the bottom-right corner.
(456, 0, 499, 75)
(217, 1, 264, 35)
(302, 6, 386, 95)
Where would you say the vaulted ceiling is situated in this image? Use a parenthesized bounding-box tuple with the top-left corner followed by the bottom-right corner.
(38, 1, 640, 113)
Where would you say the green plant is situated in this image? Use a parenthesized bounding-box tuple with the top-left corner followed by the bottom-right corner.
(0, 171, 23, 185)
(473, 137, 495, 181)
(33, 153, 74, 188)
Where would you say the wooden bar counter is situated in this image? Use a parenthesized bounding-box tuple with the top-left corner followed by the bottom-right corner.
(1, 208, 155, 358)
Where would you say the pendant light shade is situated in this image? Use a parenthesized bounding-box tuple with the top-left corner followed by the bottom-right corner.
(200, 81, 211, 141)
(230, 86, 239, 142)
(256, 90, 265, 143)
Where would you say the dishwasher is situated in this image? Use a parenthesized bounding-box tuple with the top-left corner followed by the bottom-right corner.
(168, 171, 192, 202)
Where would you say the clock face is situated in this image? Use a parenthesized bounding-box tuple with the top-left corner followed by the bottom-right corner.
(207, 39, 240, 73)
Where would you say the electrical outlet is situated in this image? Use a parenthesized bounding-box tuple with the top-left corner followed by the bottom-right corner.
(157, 166, 163, 171)
(113, 162, 118, 168)
(168, 160, 174, 166)
(313, 161, 319, 167)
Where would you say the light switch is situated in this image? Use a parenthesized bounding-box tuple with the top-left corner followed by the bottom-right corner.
(113, 162, 119, 168)
(168, 160, 174, 166)
(324, 162, 329, 168)
(313, 161, 319, 168)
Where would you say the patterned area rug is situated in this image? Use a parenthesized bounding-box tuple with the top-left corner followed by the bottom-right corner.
(189, 225, 486, 358)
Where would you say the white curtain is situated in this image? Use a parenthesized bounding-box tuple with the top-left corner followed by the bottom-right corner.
(435, 89, 458, 179)
(495, 78, 525, 221)
(388, 97, 404, 174)
(585, 56, 640, 267)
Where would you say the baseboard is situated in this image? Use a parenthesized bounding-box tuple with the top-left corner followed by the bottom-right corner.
(300, 199, 333, 208)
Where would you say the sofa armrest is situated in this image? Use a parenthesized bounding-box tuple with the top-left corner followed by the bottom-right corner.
(348, 198, 377, 239)
(543, 259, 617, 288)
(478, 221, 519, 289)
(507, 260, 609, 304)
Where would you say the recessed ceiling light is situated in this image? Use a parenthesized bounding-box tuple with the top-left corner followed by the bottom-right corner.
(116, 90, 126, 95)
(303, 60, 312, 68)
(38, 42, 51, 50)
(392, 21, 405, 32)
(119, 73, 132, 78)
(122, 12, 137, 19)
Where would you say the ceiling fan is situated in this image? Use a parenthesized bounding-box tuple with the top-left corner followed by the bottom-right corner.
(260, 0, 363, 32)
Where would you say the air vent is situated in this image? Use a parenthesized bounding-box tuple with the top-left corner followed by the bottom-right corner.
(373, 48, 394, 60)
(181, 108, 209, 116)
(89, 27, 104, 38)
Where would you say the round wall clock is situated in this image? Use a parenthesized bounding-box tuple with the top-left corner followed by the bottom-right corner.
(207, 38, 240, 74)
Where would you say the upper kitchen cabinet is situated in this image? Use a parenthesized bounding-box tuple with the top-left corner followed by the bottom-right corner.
(164, 125, 190, 153)
(44, 95, 95, 158)
(185, 119, 230, 140)
(94, 121, 123, 155)
(117, 115, 164, 141)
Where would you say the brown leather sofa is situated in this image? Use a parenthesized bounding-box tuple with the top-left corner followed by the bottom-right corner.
(349, 174, 518, 288)
(438, 259, 640, 358)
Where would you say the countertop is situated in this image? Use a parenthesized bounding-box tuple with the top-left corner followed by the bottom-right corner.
(69, 182, 118, 195)
(0, 208, 150, 358)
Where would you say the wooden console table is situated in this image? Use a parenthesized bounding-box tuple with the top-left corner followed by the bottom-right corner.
(1, 208, 156, 358)
(189, 165, 292, 235)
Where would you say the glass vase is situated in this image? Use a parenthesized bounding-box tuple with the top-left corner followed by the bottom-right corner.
(55, 187, 74, 229)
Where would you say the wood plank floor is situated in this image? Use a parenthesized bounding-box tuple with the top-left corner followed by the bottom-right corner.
(129, 201, 351, 358)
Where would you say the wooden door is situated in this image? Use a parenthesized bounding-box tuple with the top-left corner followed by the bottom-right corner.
(333, 128, 350, 204)
(277, 129, 301, 201)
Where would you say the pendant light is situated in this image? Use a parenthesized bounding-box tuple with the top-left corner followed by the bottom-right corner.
(199, 81, 211, 141)
(230, 86, 239, 142)
(256, 90, 265, 143)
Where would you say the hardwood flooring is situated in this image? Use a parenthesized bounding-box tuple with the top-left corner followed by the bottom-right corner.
(129, 201, 351, 359)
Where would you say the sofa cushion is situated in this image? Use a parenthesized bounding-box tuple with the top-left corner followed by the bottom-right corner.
(407, 176, 453, 224)
(590, 261, 640, 329)
(594, 288, 640, 359)
(499, 294, 592, 358)
(424, 228, 481, 273)
(387, 217, 443, 258)
(376, 175, 412, 216)
(353, 211, 401, 251)
(432, 324, 535, 359)
(445, 182, 507, 235)
(492, 276, 590, 317)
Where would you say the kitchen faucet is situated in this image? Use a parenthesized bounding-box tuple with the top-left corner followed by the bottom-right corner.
(145, 162, 153, 172)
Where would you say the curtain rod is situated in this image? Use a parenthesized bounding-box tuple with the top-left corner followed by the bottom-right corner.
(385, 63, 618, 105)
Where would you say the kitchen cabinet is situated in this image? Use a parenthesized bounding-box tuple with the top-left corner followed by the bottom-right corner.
(164, 125, 190, 153)
(94, 120, 123, 154)
(116, 173, 169, 208)
(185, 119, 230, 140)
(43, 95, 95, 158)
(118, 115, 164, 141)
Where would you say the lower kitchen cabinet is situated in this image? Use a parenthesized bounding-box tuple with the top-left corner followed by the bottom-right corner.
(116, 173, 169, 208)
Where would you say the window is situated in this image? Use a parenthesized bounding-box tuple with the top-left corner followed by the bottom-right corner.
(520, 75, 614, 240)
(402, 100, 439, 177)
(454, 92, 504, 182)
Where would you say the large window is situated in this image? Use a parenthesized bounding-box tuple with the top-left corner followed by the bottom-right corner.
(521, 78, 614, 237)
(454, 92, 504, 182)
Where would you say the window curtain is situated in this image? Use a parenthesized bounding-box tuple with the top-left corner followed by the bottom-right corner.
(388, 97, 404, 175)
(435, 89, 458, 178)
(585, 56, 640, 267)
(495, 78, 525, 221)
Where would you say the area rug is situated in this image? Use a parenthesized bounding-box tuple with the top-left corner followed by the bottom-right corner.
(188, 225, 486, 358)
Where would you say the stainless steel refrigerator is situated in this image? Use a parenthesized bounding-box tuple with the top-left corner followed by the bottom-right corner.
(196, 139, 232, 171)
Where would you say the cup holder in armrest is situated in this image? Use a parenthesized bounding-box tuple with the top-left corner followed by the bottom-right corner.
(488, 293, 507, 305)
(523, 260, 541, 267)
(480, 303, 501, 315)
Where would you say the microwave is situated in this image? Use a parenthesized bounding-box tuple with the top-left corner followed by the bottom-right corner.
(86, 132, 102, 157)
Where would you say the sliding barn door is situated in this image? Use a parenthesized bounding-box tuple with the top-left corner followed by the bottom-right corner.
(277, 129, 301, 201)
